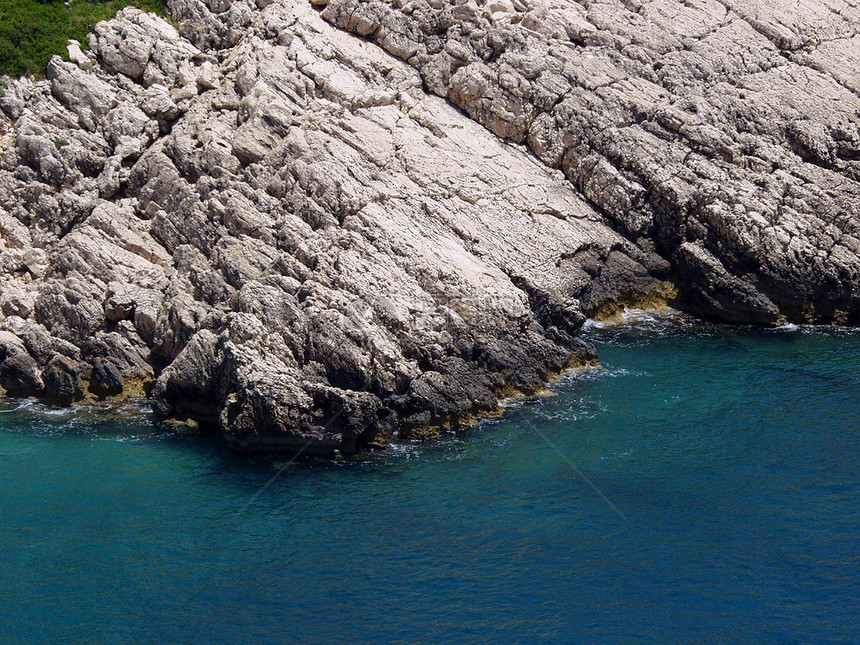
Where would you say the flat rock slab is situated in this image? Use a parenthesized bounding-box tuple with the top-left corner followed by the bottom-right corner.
(320, 0, 860, 322)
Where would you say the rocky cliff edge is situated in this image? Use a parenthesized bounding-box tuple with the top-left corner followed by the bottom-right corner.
(0, 0, 857, 452)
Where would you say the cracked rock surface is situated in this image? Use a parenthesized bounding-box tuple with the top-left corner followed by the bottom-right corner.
(0, 0, 857, 452)
(322, 0, 860, 323)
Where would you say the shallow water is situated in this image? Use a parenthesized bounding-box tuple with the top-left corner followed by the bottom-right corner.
(1, 317, 858, 643)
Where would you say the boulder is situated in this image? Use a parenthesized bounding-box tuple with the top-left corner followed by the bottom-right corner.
(0, 287, 35, 319)
(45, 58, 118, 131)
(42, 355, 85, 406)
(0, 351, 44, 398)
(67, 39, 93, 71)
(89, 358, 124, 398)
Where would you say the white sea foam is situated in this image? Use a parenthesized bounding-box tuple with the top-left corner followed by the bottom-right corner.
(0, 401, 32, 414)
(0, 397, 164, 443)
(583, 307, 700, 339)
(776, 322, 801, 332)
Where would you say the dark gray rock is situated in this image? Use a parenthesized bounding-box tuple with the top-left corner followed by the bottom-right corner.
(677, 243, 780, 325)
(42, 355, 85, 406)
(151, 329, 220, 421)
(89, 358, 125, 398)
(0, 351, 45, 398)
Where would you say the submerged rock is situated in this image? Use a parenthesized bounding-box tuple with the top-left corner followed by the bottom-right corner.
(0, 0, 857, 451)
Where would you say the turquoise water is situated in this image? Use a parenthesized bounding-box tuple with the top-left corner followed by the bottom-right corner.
(1, 317, 858, 644)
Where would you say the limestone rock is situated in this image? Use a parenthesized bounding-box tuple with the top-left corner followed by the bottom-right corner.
(46, 58, 118, 131)
(140, 84, 182, 120)
(67, 40, 94, 71)
(91, 8, 157, 78)
(0, 0, 857, 452)
(324, 0, 860, 324)
(104, 282, 137, 322)
(1, 287, 35, 319)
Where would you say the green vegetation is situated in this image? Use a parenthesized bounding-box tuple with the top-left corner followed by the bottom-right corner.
(0, 0, 166, 78)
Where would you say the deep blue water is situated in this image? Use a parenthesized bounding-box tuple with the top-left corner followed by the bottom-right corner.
(1, 316, 859, 644)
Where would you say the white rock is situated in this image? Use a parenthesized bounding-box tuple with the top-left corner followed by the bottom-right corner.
(196, 61, 220, 90)
(0, 287, 35, 319)
(67, 40, 93, 71)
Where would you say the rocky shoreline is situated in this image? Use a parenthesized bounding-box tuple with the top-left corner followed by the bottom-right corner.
(0, 0, 858, 454)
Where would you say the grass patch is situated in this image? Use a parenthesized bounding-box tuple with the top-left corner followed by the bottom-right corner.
(0, 0, 167, 78)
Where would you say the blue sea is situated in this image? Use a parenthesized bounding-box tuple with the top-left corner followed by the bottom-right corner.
(1, 314, 858, 644)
